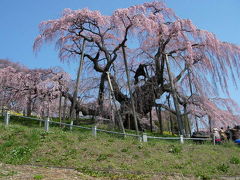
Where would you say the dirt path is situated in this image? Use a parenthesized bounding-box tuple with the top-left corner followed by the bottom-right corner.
(1, 163, 238, 180)
(0, 163, 196, 180)
(0, 163, 96, 180)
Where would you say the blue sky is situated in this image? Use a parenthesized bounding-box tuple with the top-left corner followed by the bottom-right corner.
(1, 0, 240, 103)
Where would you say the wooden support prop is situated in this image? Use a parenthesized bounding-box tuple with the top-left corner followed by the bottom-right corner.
(109, 90, 115, 127)
(122, 46, 139, 135)
(165, 54, 184, 136)
(106, 72, 126, 136)
(70, 39, 86, 124)
(59, 93, 62, 127)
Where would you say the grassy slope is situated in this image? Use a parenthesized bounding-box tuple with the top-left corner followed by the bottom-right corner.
(0, 121, 240, 179)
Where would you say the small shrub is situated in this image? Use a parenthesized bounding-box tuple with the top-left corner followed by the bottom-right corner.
(196, 173, 211, 180)
(96, 154, 108, 161)
(144, 159, 155, 166)
(230, 156, 240, 164)
(6, 146, 32, 164)
(120, 163, 130, 170)
(137, 144, 143, 150)
(33, 174, 44, 180)
(217, 163, 229, 173)
(2, 140, 14, 148)
(133, 154, 139, 159)
(173, 164, 184, 169)
(10, 146, 31, 158)
(169, 145, 182, 154)
(40, 132, 48, 140)
(78, 136, 84, 141)
(121, 148, 128, 152)
(108, 138, 114, 143)
(81, 148, 87, 151)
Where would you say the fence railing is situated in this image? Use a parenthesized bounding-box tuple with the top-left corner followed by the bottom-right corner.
(2, 112, 214, 144)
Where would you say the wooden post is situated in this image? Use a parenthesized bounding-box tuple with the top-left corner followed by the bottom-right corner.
(69, 39, 86, 125)
(122, 46, 139, 135)
(180, 135, 184, 144)
(4, 111, 10, 126)
(70, 120, 73, 131)
(187, 67, 195, 135)
(165, 54, 184, 136)
(106, 72, 126, 136)
(92, 126, 97, 137)
(45, 117, 50, 132)
(142, 133, 148, 142)
(109, 90, 115, 127)
(167, 95, 174, 135)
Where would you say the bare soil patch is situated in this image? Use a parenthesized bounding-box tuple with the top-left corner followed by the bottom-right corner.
(0, 163, 95, 180)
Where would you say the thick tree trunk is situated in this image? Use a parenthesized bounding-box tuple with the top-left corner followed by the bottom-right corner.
(127, 114, 131, 129)
(76, 110, 80, 120)
(62, 96, 67, 121)
(47, 101, 50, 118)
(156, 106, 163, 135)
(195, 116, 199, 132)
(208, 115, 212, 132)
(183, 105, 191, 136)
(98, 73, 106, 113)
(149, 110, 153, 132)
(60, 55, 187, 132)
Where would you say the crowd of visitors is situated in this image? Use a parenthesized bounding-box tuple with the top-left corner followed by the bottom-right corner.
(212, 125, 240, 145)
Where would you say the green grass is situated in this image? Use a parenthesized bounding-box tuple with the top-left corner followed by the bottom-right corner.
(0, 121, 240, 179)
(33, 174, 44, 180)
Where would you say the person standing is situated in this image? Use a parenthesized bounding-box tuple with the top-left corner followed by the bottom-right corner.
(212, 128, 221, 144)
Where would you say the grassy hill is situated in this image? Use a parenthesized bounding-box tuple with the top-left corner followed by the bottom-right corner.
(0, 119, 240, 179)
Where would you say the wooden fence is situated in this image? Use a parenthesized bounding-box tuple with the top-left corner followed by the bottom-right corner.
(2, 111, 214, 144)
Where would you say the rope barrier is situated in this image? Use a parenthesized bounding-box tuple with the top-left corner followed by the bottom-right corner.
(6, 114, 212, 142)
